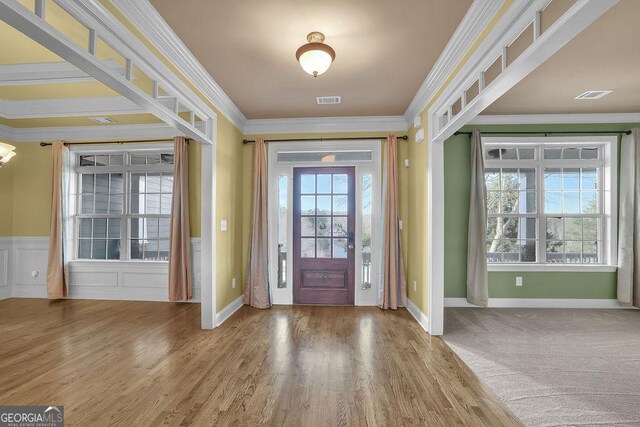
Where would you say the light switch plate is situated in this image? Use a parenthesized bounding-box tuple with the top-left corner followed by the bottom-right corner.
(516, 276, 523, 287)
(415, 128, 425, 144)
(220, 220, 228, 231)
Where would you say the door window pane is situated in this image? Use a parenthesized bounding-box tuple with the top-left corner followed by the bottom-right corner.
(301, 175, 315, 194)
(333, 239, 348, 259)
(317, 238, 332, 258)
(316, 217, 331, 236)
(301, 238, 315, 258)
(316, 196, 331, 215)
(300, 196, 315, 215)
(301, 217, 315, 237)
(317, 174, 331, 193)
(333, 195, 348, 215)
(333, 174, 348, 194)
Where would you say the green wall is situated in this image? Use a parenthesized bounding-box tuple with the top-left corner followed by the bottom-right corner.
(444, 122, 639, 299)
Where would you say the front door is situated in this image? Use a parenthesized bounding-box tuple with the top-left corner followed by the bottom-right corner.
(293, 167, 356, 305)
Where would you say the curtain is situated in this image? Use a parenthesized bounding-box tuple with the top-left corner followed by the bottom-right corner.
(168, 136, 193, 301)
(46, 141, 69, 299)
(381, 135, 407, 310)
(617, 128, 640, 308)
(244, 138, 270, 308)
(466, 129, 489, 306)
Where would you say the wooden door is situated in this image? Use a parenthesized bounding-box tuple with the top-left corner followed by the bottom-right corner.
(293, 167, 356, 305)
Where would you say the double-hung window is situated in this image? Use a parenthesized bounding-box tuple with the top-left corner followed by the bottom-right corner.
(484, 137, 617, 269)
(73, 146, 174, 261)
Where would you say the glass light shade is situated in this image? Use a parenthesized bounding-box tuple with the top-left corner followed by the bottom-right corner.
(0, 142, 16, 165)
(296, 41, 336, 77)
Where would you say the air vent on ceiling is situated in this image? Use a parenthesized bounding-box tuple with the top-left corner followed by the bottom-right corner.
(316, 96, 341, 105)
(575, 90, 612, 100)
(89, 117, 117, 124)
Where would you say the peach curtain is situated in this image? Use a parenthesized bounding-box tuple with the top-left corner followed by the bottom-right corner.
(381, 135, 407, 310)
(244, 138, 271, 308)
(168, 136, 192, 301)
(46, 141, 69, 299)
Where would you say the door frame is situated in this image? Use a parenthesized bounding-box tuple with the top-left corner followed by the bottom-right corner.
(267, 140, 382, 306)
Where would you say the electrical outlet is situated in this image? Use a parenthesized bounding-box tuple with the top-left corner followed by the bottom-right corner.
(413, 280, 417, 292)
(516, 276, 523, 287)
(232, 277, 237, 289)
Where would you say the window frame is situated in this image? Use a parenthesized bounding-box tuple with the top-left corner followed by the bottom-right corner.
(483, 136, 617, 272)
(69, 143, 174, 263)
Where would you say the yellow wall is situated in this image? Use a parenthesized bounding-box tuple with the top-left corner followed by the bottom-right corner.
(0, 155, 14, 236)
(404, 0, 514, 315)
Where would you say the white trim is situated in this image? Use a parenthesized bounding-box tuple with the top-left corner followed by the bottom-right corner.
(488, 264, 617, 273)
(403, 0, 504, 123)
(0, 123, 200, 143)
(427, 140, 445, 336)
(0, 96, 188, 119)
(267, 140, 382, 307)
(109, 0, 246, 131)
(244, 116, 408, 135)
(406, 298, 429, 333)
(471, 113, 640, 125)
(0, 60, 127, 85)
(215, 295, 244, 326)
(200, 136, 217, 329)
(430, 0, 619, 143)
(444, 297, 626, 309)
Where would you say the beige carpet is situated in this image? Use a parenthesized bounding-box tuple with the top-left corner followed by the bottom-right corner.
(443, 308, 640, 427)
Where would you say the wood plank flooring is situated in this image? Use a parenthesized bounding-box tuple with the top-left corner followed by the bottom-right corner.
(0, 299, 520, 426)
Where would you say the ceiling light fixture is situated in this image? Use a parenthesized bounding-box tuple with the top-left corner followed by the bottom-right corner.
(296, 32, 335, 77)
(0, 142, 16, 166)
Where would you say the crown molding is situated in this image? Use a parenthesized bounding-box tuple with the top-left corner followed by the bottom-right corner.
(243, 116, 408, 136)
(0, 122, 199, 143)
(0, 95, 188, 119)
(0, 60, 126, 86)
(109, 0, 247, 132)
(403, 0, 505, 123)
(470, 113, 640, 125)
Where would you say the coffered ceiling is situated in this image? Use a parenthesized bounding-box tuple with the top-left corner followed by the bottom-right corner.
(150, 0, 473, 119)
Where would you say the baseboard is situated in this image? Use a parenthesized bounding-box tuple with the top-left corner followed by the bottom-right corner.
(0, 286, 10, 300)
(406, 298, 429, 333)
(445, 297, 624, 309)
(215, 295, 244, 326)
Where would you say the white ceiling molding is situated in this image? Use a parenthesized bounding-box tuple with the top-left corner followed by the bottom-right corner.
(243, 116, 408, 136)
(109, 0, 247, 132)
(0, 122, 201, 143)
(403, 0, 505, 124)
(429, 0, 619, 143)
(0, 95, 189, 119)
(0, 60, 129, 85)
(471, 113, 640, 125)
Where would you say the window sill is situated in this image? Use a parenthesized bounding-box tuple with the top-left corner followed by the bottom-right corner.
(488, 264, 617, 273)
(69, 260, 169, 267)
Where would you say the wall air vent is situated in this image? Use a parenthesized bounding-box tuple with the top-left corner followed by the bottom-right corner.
(89, 117, 117, 124)
(575, 90, 612, 100)
(316, 96, 341, 105)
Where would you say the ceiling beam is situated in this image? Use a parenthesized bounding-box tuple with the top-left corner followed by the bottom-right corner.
(0, 0, 213, 144)
(0, 95, 189, 119)
(0, 60, 131, 86)
(429, 0, 620, 143)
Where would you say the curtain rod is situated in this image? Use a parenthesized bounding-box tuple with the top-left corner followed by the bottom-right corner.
(454, 130, 631, 137)
(39, 138, 190, 147)
(242, 135, 409, 144)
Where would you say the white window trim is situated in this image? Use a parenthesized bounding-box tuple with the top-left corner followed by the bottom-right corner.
(267, 140, 382, 306)
(483, 136, 618, 272)
(68, 142, 174, 266)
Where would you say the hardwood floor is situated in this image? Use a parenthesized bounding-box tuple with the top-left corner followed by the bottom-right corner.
(0, 299, 520, 426)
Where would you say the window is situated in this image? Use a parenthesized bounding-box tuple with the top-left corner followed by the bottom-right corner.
(73, 148, 174, 261)
(484, 138, 616, 267)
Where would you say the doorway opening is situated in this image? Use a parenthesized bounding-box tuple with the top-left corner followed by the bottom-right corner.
(268, 140, 382, 305)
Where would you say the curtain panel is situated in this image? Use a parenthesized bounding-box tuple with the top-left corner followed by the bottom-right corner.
(381, 135, 407, 310)
(244, 138, 271, 308)
(46, 141, 70, 299)
(168, 136, 193, 301)
(617, 128, 640, 307)
(466, 129, 489, 306)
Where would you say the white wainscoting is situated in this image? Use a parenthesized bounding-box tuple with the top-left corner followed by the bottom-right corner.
(3, 237, 202, 302)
